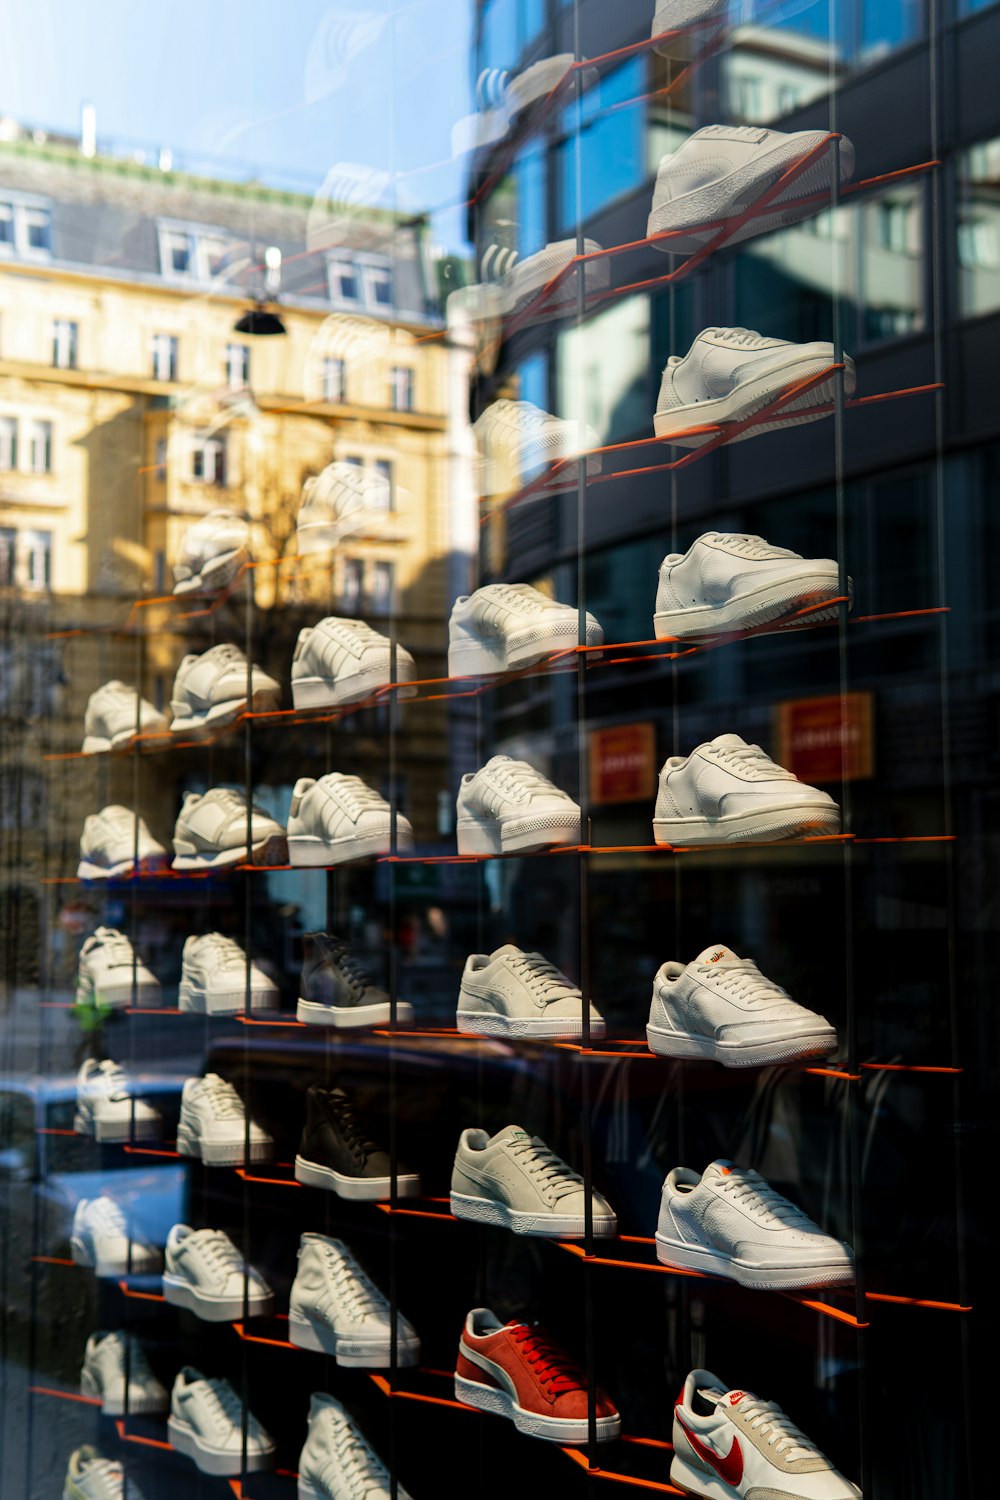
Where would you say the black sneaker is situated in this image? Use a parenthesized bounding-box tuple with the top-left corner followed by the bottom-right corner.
(296, 933, 414, 1029)
(294, 1086, 421, 1200)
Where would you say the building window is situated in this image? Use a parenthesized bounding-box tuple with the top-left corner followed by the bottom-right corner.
(52, 320, 78, 370)
(191, 434, 227, 486)
(0, 417, 16, 471)
(322, 356, 347, 403)
(151, 334, 178, 382)
(154, 438, 168, 480)
(373, 459, 394, 511)
(225, 343, 250, 389)
(344, 454, 364, 468)
(957, 136, 1000, 318)
(157, 222, 239, 285)
(363, 262, 392, 307)
(390, 367, 414, 412)
(23, 531, 52, 590)
(0, 529, 15, 586)
(0, 198, 53, 258)
(371, 560, 395, 614)
(327, 257, 360, 302)
(342, 557, 364, 611)
(160, 227, 193, 276)
(28, 420, 52, 474)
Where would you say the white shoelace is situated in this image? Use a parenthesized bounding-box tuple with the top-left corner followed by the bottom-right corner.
(711, 532, 797, 560)
(702, 326, 773, 349)
(92, 1062, 132, 1104)
(697, 958, 788, 1007)
(202, 643, 245, 666)
(198, 1077, 245, 1120)
(203, 937, 248, 973)
(718, 1168, 825, 1231)
(705, 741, 795, 781)
(736, 1395, 820, 1463)
(191, 1229, 244, 1278)
(508, 952, 579, 1002)
(323, 1421, 388, 1496)
(508, 1138, 585, 1204)
(325, 1246, 389, 1321)
(324, 776, 387, 817)
(89, 930, 136, 967)
(487, 760, 566, 804)
(198, 1377, 244, 1431)
(484, 582, 549, 614)
(86, 1197, 128, 1235)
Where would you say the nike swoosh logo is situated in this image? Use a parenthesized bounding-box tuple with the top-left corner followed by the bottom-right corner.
(676, 1413, 744, 1486)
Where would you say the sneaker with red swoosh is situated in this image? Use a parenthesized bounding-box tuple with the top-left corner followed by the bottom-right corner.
(455, 1307, 620, 1444)
(671, 1369, 861, 1498)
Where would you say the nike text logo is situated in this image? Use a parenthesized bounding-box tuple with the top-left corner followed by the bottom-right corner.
(676, 1413, 744, 1486)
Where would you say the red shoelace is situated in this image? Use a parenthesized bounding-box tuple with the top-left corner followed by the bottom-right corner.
(509, 1323, 585, 1395)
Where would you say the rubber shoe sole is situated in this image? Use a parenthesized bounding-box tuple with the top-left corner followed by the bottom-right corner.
(645, 1021, 838, 1067)
(176, 1123, 273, 1166)
(291, 663, 417, 711)
(450, 1190, 616, 1238)
(296, 996, 415, 1028)
(288, 1310, 421, 1366)
(653, 801, 840, 846)
(168, 1415, 274, 1476)
(169, 685, 280, 738)
(178, 979, 277, 1015)
(454, 1371, 620, 1443)
(288, 823, 414, 867)
(457, 1008, 606, 1040)
(172, 832, 288, 871)
(162, 1273, 273, 1322)
(294, 1154, 421, 1200)
(653, 569, 845, 640)
(456, 809, 582, 855)
(654, 1230, 855, 1289)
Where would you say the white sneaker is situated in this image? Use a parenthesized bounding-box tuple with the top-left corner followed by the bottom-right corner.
(71, 1195, 161, 1277)
(163, 1223, 273, 1321)
(176, 1073, 273, 1166)
(654, 533, 848, 641)
(448, 584, 603, 677)
(74, 1059, 162, 1143)
(652, 0, 728, 52)
(450, 1124, 616, 1238)
(456, 755, 581, 854)
(172, 787, 287, 870)
(654, 327, 856, 446)
(77, 806, 169, 881)
(296, 461, 390, 552)
(169, 643, 279, 736)
(653, 734, 840, 845)
(172, 509, 250, 597)
(672, 1370, 861, 1499)
(80, 1332, 168, 1416)
(647, 945, 838, 1067)
(648, 126, 855, 253)
(473, 399, 601, 496)
(291, 617, 416, 710)
(75, 927, 161, 1009)
(457, 945, 605, 1040)
(480, 238, 609, 322)
(64, 1445, 149, 1500)
(82, 681, 166, 754)
(288, 774, 413, 865)
(169, 1366, 275, 1476)
(178, 932, 278, 1015)
(298, 1392, 408, 1500)
(289, 1232, 420, 1366)
(656, 1161, 854, 1289)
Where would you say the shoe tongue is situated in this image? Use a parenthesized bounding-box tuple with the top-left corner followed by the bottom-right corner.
(708, 733, 748, 752)
(492, 943, 523, 960)
(494, 1124, 532, 1146)
(700, 1385, 755, 1411)
(693, 944, 740, 966)
(702, 1159, 737, 1185)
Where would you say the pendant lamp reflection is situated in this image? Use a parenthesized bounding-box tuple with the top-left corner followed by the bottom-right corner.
(233, 245, 287, 336)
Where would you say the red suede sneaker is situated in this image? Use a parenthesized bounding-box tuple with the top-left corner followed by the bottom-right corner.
(454, 1307, 621, 1443)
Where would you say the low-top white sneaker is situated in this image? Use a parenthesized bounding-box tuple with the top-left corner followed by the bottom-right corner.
(291, 617, 416, 710)
(75, 927, 161, 1009)
(448, 583, 603, 677)
(77, 806, 168, 881)
(288, 774, 413, 865)
(654, 327, 856, 447)
(298, 1391, 409, 1500)
(648, 125, 855, 253)
(64, 1445, 149, 1500)
(450, 1124, 616, 1238)
(654, 533, 848, 640)
(71, 1195, 161, 1277)
(289, 1231, 420, 1366)
(169, 1366, 275, 1476)
(163, 1223, 273, 1321)
(456, 755, 581, 854)
(652, 0, 728, 52)
(74, 1059, 162, 1143)
(656, 1161, 854, 1289)
(178, 932, 278, 1015)
(172, 787, 288, 870)
(498, 238, 609, 321)
(172, 509, 250, 597)
(647, 945, 838, 1067)
(82, 681, 166, 754)
(176, 1073, 273, 1166)
(80, 1332, 168, 1416)
(457, 944, 605, 1040)
(672, 1369, 862, 1499)
(654, 734, 840, 845)
(473, 399, 601, 496)
(169, 643, 279, 736)
(296, 461, 390, 552)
